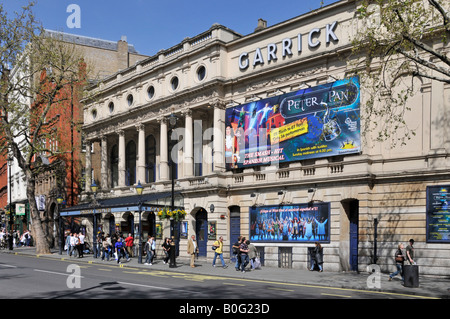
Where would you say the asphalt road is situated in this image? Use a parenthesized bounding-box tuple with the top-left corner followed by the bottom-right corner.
(0, 253, 432, 316)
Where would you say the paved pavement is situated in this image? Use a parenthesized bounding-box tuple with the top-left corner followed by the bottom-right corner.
(2, 246, 449, 299)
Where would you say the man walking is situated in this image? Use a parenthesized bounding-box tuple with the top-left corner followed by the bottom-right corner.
(239, 237, 250, 273)
(187, 235, 198, 268)
(125, 233, 134, 258)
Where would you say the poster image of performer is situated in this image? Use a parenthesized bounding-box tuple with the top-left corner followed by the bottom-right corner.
(249, 203, 330, 243)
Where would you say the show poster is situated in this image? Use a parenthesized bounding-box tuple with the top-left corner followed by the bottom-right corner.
(249, 203, 330, 243)
(225, 76, 360, 169)
(426, 185, 450, 243)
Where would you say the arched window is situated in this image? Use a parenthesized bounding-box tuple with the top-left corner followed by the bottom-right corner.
(126, 140, 137, 186)
(110, 145, 119, 188)
(145, 135, 156, 183)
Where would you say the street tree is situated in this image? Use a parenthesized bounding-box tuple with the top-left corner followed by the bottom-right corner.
(0, 2, 87, 254)
(349, 0, 449, 146)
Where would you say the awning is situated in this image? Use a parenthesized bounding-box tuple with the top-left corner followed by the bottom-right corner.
(60, 191, 183, 217)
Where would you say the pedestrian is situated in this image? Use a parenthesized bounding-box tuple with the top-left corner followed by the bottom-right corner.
(162, 237, 171, 264)
(78, 232, 85, 258)
(65, 233, 72, 256)
(310, 242, 323, 272)
(125, 233, 134, 258)
(144, 237, 155, 265)
(119, 233, 130, 260)
(115, 237, 127, 263)
(239, 237, 250, 273)
(70, 233, 78, 257)
(101, 236, 110, 261)
(149, 236, 156, 264)
(187, 235, 198, 268)
(212, 236, 228, 269)
(169, 236, 177, 268)
(232, 236, 242, 271)
(247, 240, 258, 270)
(406, 239, 415, 265)
(389, 243, 405, 282)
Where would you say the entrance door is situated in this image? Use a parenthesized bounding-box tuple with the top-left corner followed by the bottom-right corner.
(349, 200, 359, 271)
(195, 209, 207, 257)
(229, 206, 240, 261)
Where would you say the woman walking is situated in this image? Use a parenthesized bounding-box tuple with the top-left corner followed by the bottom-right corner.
(310, 242, 324, 272)
(389, 243, 405, 282)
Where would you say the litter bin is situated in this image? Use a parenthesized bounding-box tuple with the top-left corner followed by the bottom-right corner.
(403, 265, 419, 288)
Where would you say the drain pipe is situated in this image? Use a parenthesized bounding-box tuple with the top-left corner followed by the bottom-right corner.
(373, 218, 378, 264)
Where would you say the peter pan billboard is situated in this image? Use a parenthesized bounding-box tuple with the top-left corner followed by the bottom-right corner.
(225, 76, 361, 169)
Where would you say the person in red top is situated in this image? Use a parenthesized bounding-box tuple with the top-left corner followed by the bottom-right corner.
(125, 234, 134, 258)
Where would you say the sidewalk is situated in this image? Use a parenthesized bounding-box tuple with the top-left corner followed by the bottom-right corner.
(2, 246, 449, 299)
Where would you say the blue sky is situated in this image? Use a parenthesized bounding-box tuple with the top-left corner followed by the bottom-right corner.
(3, 0, 339, 56)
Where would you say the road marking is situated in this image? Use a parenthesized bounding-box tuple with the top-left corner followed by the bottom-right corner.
(223, 282, 245, 287)
(9, 253, 440, 299)
(321, 293, 352, 298)
(34, 269, 84, 278)
(268, 287, 294, 292)
(0, 264, 17, 268)
(97, 268, 112, 271)
(117, 281, 172, 290)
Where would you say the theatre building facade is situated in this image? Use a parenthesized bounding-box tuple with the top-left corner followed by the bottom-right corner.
(65, 0, 450, 276)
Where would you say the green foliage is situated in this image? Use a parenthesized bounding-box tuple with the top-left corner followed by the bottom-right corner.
(349, 0, 449, 146)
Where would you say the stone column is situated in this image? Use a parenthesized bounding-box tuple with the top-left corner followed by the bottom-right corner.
(101, 135, 108, 190)
(183, 109, 194, 177)
(85, 139, 92, 189)
(137, 124, 146, 184)
(213, 102, 225, 172)
(159, 117, 169, 181)
(118, 130, 126, 187)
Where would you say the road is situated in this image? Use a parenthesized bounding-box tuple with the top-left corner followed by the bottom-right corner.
(0, 253, 433, 309)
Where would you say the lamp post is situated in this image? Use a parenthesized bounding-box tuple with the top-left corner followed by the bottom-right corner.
(135, 180, 144, 264)
(90, 181, 99, 258)
(57, 195, 64, 255)
(168, 113, 179, 260)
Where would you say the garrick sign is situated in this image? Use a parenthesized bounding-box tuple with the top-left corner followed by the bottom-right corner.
(238, 21, 339, 70)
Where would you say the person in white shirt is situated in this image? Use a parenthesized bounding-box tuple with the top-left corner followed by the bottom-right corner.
(70, 233, 78, 257)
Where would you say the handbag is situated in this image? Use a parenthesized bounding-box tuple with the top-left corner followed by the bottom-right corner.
(212, 246, 217, 250)
(395, 256, 404, 262)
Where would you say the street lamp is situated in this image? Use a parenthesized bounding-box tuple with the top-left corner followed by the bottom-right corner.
(135, 180, 144, 264)
(91, 181, 99, 258)
(168, 113, 179, 266)
(57, 195, 64, 255)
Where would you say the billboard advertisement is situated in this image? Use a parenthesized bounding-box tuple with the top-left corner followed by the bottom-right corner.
(225, 76, 360, 169)
(249, 203, 330, 243)
(426, 185, 450, 243)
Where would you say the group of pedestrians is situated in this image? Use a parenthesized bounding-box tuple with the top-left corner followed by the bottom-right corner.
(64, 232, 85, 258)
(0, 228, 32, 249)
(389, 238, 416, 283)
(232, 236, 259, 273)
(98, 232, 132, 263)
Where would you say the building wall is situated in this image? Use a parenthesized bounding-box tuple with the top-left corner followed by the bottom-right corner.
(80, 1, 450, 276)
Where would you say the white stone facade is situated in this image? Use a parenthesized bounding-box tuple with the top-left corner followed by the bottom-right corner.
(79, 1, 450, 276)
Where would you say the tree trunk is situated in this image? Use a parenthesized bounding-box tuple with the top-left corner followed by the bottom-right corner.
(26, 172, 51, 255)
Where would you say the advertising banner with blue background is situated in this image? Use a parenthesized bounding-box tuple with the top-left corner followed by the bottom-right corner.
(225, 76, 360, 169)
(426, 185, 450, 243)
(249, 203, 330, 243)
